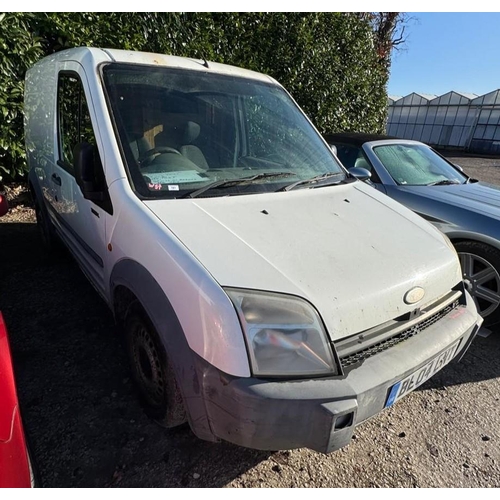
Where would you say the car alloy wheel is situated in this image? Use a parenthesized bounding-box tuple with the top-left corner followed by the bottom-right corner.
(459, 251, 500, 320)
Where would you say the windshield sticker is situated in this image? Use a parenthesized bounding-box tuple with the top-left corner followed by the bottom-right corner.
(148, 182, 162, 191)
(146, 170, 205, 185)
(168, 185, 180, 191)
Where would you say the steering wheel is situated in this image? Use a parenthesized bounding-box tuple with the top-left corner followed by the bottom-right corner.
(139, 147, 182, 166)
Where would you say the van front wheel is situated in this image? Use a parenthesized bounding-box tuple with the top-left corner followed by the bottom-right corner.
(124, 303, 187, 428)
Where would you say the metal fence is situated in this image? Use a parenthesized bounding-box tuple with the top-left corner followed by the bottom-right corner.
(387, 90, 500, 154)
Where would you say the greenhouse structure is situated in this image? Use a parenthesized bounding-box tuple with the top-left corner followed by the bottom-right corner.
(387, 89, 500, 154)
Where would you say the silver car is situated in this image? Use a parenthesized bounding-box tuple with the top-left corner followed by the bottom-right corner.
(325, 133, 500, 327)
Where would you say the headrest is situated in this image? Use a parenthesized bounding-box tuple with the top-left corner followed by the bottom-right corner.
(354, 157, 371, 170)
(183, 121, 201, 144)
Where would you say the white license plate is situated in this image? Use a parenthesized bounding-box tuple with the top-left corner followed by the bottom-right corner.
(385, 340, 461, 407)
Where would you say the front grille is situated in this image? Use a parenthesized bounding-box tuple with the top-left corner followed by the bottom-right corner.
(338, 299, 460, 368)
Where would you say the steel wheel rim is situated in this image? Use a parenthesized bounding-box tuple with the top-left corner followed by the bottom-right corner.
(459, 251, 500, 318)
(131, 323, 165, 408)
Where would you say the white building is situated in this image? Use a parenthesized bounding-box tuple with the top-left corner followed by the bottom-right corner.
(387, 90, 500, 154)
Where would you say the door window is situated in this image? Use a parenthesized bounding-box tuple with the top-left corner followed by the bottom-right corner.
(57, 73, 98, 175)
(335, 143, 381, 183)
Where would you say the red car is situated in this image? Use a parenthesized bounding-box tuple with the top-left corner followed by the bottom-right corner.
(0, 191, 8, 217)
(0, 312, 33, 487)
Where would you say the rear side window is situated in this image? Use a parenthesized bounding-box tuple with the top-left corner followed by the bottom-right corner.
(57, 73, 96, 174)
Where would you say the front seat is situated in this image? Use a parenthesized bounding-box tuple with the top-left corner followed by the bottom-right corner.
(180, 121, 209, 169)
(120, 106, 153, 164)
(130, 135, 152, 164)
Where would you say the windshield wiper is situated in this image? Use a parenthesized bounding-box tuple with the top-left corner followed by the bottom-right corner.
(183, 171, 296, 198)
(277, 172, 346, 192)
(426, 179, 461, 186)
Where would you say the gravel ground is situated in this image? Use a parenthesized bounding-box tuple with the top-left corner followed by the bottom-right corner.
(1, 155, 499, 488)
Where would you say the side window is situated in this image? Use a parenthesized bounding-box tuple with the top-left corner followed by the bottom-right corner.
(57, 73, 98, 175)
(335, 144, 381, 183)
(335, 144, 363, 169)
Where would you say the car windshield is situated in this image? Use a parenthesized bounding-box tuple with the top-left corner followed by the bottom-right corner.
(101, 63, 344, 198)
(372, 143, 467, 186)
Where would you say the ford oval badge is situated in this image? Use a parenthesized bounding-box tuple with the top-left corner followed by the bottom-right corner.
(404, 287, 425, 305)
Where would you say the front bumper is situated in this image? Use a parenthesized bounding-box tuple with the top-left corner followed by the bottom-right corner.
(191, 299, 481, 454)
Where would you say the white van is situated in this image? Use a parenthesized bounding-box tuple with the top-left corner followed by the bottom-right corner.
(24, 48, 482, 453)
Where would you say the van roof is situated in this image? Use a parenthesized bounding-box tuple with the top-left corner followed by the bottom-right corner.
(35, 47, 277, 85)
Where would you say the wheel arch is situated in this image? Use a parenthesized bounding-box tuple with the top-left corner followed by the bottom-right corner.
(446, 229, 500, 253)
(110, 258, 216, 441)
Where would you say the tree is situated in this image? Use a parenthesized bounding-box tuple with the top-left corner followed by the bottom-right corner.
(365, 13, 412, 69)
(0, 13, 42, 180)
(0, 12, 395, 180)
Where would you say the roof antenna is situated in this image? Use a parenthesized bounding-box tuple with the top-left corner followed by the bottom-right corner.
(179, 13, 210, 69)
(177, 18, 210, 68)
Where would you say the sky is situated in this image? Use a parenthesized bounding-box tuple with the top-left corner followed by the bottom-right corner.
(388, 12, 500, 99)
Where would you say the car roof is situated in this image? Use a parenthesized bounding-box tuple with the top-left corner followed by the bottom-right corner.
(323, 132, 399, 146)
(31, 47, 277, 85)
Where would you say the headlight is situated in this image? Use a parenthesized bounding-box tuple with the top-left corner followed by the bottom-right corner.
(225, 288, 339, 378)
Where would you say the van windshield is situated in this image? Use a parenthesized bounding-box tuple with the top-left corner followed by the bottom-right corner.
(102, 63, 344, 198)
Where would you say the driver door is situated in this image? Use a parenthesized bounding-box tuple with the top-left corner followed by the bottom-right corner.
(53, 63, 110, 296)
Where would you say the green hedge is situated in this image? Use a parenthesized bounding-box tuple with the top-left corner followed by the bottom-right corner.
(0, 12, 389, 181)
(0, 13, 43, 180)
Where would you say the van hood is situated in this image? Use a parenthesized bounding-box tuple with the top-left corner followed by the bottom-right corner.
(144, 182, 461, 340)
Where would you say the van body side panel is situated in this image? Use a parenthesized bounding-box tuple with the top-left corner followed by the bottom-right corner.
(107, 181, 251, 378)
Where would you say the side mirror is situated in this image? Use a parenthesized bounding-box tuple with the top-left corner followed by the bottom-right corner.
(330, 144, 337, 156)
(349, 167, 372, 182)
(74, 142, 105, 202)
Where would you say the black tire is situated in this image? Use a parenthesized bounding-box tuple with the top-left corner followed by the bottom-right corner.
(33, 195, 58, 253)
(454, 240, 500, 327)
(124, 302, 187, 427)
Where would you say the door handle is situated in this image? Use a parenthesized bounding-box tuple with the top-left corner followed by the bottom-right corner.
(51, 173, 62, 186)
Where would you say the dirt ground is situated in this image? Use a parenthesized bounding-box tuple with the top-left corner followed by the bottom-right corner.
(1, 154, 499, 487)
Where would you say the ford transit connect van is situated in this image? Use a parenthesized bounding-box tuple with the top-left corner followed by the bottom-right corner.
(24, 48, 482, 453)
